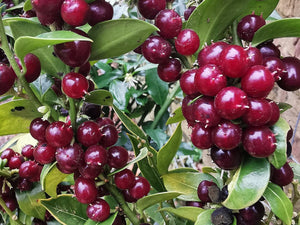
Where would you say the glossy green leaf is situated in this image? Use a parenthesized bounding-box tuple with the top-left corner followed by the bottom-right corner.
(157, 122, 182, 175)
(162, 172, 220, 201)
(85, 90, 113, 106)
(84, 212, 118, 225)
(269, 117, 290, 168)
(0, 99, 42, 135)
(195, 209, 214, 225)
(40, 194, 88, 225)
(88, 19, 158, 60)
(290, 162, 300, 181)
(109, 80, 130, 111)
(15, 183, 46, 220)
(222, 156, 270, 210)
(145, 68, 168, 106)
(186, 0, 278, 50)
(91, 70, 123, 89)
(108, 147, 148, 176)
(278, 102, 292, 113)
(263, 182, 293, 225)
(160, 206, 204, 222)
(252, 18, 300, 46)
(23, 0, 32, 11)
(166, 107, 185, 125)
(145, 128, 168, 150)
(136, 191, 181, 212)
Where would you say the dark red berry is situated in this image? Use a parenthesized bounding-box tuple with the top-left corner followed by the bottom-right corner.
(21, 145, 35, 160)
(239, 201, 265, 224)
(181, 95, 196, 126)
(88, 0, 113, 26)
(246, 46, 263, 67)
(0, 64, 15, 95)
(122, 189, 137, 203)
(78, 61, 91, 77)
(107, 146, 128, 169)
(191, 123, 213, 149)
(85, 145, 107, 168)
(263, 56, 285, 81)
(1, 148, 15, 162)
(45, 121, 73, 147)
(197, 180, 218, 203)
(74, 177, 98, 204)
(96, 117, 114, 128)
(180, 69, 199, 96)
(137, 0, 166, 20)
(197, 41, 228, 67)
(277, 56, 300, 91)
(17, 177, 33, 191)
(33, 143, 56, 165)
(86, 199, 110, 222)
(237, 14, 266, 42)
(62, 72, 89, 99)
(61, 0, 90, 27)
(175, 29, 200, 56)
(78, 161, 102, 180)
(19, 160, 42, 182)
(114, 169, 135, 190)
(186, 201, 204, 208)
(1, 196, 18, 212)
(99, 124, 118, 147)
(31, 0, 64, 25)
(270, 162, 294, 186)
(30, 118, 50, 142)
(8, 155, 24, 169)
(184, 6, 196, 21)
(257, 41, 280, 58)
(77, 121, 102, 147)
(210, 146, 242, 170)
(157, 58, 182, 82)
(82, 103, 101, 119)
(23, 53, 41, 83)
(129, 177, 151, 199)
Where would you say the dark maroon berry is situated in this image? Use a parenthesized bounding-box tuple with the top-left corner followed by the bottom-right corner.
(197, 41, 228, 67)
(8, 155, 24, 169)
(86, 199, 110, 222)
(74, 177, 98, 204)
(21, 10, 36, 18)
(33, 143, 56, 165)
(154, 9, 182, 39)
(142, 36, 172, 64)
(1, 148, 15, 162)
(35, 11, 63, 26)
(270, 162, 294, 186)
(242, 126, 276, 158)
(88, 0, 113, 26)
(181, 95, 196, 126)
(184, 6, 196, 21)
(237, 14, 266, 42)
(17, 177, 33, 191)
(246, 46, 263, 67)
(191, 123, 213, 149)
(31, 0, 64, 25)
(99, 125, 119, 148)
(77, 121, 102, 147)
(197, 180, 218, 203)
(21, 145, 35, 160)
(19, 160, 42, 182)
(157, 58, 182, 82)
(23, 53, 41, 83)
(82, 103, 101, 119)
(61, 0, 90, 27)
(129, 177, 151, 199)
(241, 65, 274, 98)
(186, 201, 204, 208)
(56, 144, 84, 173)
(239, 201, 265, 224)
(257, 41, 280, 58)
(96, 117, 114, 128)
(85, 145, 107, 168)
(180, 69, 199, 96)
(78, 161, 102, 180)
(51, 78, 63, 96)
(62, 72, 89, 99)
(194, 64, 227, 96)
(2, 196, 18, 212)
(30, 118, 50, 142)
(78, 61, 91, 77)
(286, 141, 292, 157)
(107, 146, 128, 169)
(287, 126, 293, 141)
(211, 120, 242, 150)
(45, 121, 73, 147)
(122, 189, 137, 203)
(137, 0, 166, 20)
(214, 86, 249, 120)
(263, 56, 285, 81)
(87, 79, 95, 92)
(97, 185, 109, 197)
(0, 64, 16, 95)
(210, 146, 242, 170)
(175, 29, 200, 56)
(277, 56, 300, 91)
(112, 214, 126, 225)
(114, 169, 135, 190)
(267, 100, 280, 126)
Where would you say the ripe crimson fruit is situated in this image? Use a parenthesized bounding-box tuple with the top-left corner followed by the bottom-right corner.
(175, 29, 200, 56)
(86, 199, 110, 222)
(137, 0, 166, 20)
(237, 14, 266, 42)
(0, 64, 16, 95)
(61, 0, 90, 27)
(62, 72, 89, 99)
(88, 0, 113, 26)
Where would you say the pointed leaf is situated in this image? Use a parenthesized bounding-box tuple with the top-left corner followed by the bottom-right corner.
(84, 212, 118, 225)
(195, 209, 214, 225)
(222, 156, 270, 210)
(160, 207, 204, 222)
(40, 194, 88, 225)
(157, 122, 182, 175)
(88, 19, 158, 60)
(166, 107, 185, 125)
(109, 80, 130, 111)
(162, 172, 220, 201)
(85, 90, 113, 106)
(278, 102, 292, 113)
(15, 183, 46, 220)
(263, 182, 293, 225)
(252, 18, 300, 46)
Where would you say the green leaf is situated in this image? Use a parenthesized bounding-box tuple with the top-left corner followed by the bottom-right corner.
(195, 209, 214, 225)
(40, 194, 88, 225)
(269, 117, 289, 168)
(88, 19, 158, 60)
(85, 90, 113, 106)
(160, 207, 204, 222)
(145, 128, 168, 150)
(91, 70, 123, 89)
(168, 168, 199, 174)
(263, 182, 293, 225)
(136, 192, 182, 212)
(23, 0, 32, 11)
(166, 107, 185, 125)
(15, 183, 46, 220)
(252, 18, 300, 46)
(157, 122, 182, 175)
(186, 0, 278, 50)
(222, 156, 270, 210)
(108, 147, 148, 176)
(109, 80, 130, 111)
(145, 68, 168, 106)
(278, 102, 292, 113)
(162, 172, 220, 201)
(0, 100, 42, 135)
(84, 212, 117, 225)
(290, 162, 300, 181)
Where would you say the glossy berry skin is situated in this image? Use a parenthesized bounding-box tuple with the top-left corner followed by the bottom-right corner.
(239, 201, 265, 224)
(54, 29, 91, 67)
(137, 0, 166, 20)
(88, 0, 113, 26)
(184, 6, 196, 20)
(179, 69, 198, 96)
(82, 103, 101, 119)
(1, 148, 15, 162)
(19, 160, 42, 182)
(74, 177, 98, 204)
(197, 180, 218, 203)
(99, 125, 118, 148)
(219, 45, 249, 78)
(61, 0, 90, 27)
(246, 46, 263, 67)
(85, 145, 107, 168)
(186, 201, 204, 208)
(242, 126, 276, 158)
(242, 98, 272, 126)
(263, 56, 285, 81)
(33, 143, 56, 165)
(277, 56, 300, 91)
(214, 86, 249, 120)
(210, 146, 242, 170)
(157, 58, 181, 82)
(175, 29, 200, 56)
(77, 121, 102, 147)
(257, 41, 280, 58)
(78, 61, 91, 77)
(8, 155, 24, 169)
(237, 14, 266, 42)
(0, 64, 15, 95)
(197, 41, 228, 67)
(129, 177, 151, 199)
(86, 199, 110, 222)
(181, 95, 196, 126)
(30, 118, 50, 142)
(56, 144, 84, 173)
(270, 162, 294, 186)
(108, 146, 128, 169)
(78, 161, 102, 180)
(267, 100, 280, 126)
(114, 169, 135, 190)
(45, 121, 73, 147)
(211, 120, 242, 150)
(191, 123, 213, 149)
(142, 36, 172, 64)
(194, 64, 227, 96)
(154, 9, 182, 39)
(21, 145, 34, 160)
(96, 117, 114, 128)
(23, 53, 41, 83)
(62, 72, 89, 99)
(31, 0, 63, 14)
(122, 189, 137, 203)
(241, 65, 274, 98)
